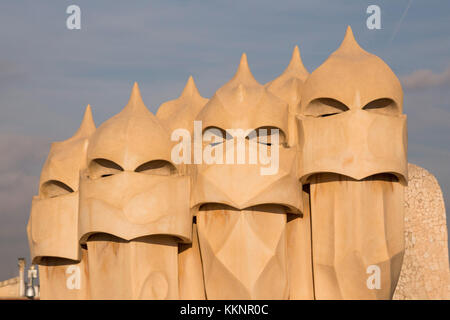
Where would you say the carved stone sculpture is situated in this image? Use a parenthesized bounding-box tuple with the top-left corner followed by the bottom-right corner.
(27, 105, 95, 299)
(78, 83, 192, 299)
(192, 54, 303, 299)
(297, 27, 407, 299)
(157, 76, 209, 299)
(26, 26, 450, 300)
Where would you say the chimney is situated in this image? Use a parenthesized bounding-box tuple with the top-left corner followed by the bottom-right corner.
(18, 258, 25, 297)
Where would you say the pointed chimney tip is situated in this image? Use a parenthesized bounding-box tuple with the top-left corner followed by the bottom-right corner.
(130, 81, 143, 101)
(180, 75, 200, 98)
(339, 25, 363, 51)
(73, 103, 95, 138)
(293, 45, 300, 57)
(231, 52, 258, 83)
(237, 53, 250, 71)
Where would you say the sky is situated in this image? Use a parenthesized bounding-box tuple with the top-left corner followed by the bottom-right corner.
(0, 0, 449, 280)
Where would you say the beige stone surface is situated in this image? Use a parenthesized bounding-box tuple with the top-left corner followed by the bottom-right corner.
(309, 174, 405, 299)
(297, 26, 407, 183)
(297, 26, 406, 299)
(266, 46, 309, 148)
(157, 76, 209, 135)
(156, 78, 207, 299)
(38, 248, 90, 300)
(78, 83, 192, 299)
(86, 235, 179, 299)
(298, 111, 407, 182)
(197, 204, 290, 299)
(192, 53, 304, 299)
(24, 25, 450, 300)
(0, 277, 20, 298)
(300, 27, 403, 116)
(192, 54, 302, 214)
(27, 105, 95, 263)
(197, 54, 289, 141)
(286, 187, 314, 299)
(266, 47, 314, 299)
(26, 105, 94, 300)
(178, 224, 206, 299)
(394, 163, 450, 300)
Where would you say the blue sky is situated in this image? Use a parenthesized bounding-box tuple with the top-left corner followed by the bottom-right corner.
(0, 0, 449, 279)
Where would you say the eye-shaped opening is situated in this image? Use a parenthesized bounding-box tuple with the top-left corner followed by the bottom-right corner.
(362, 98, 398, 116)
(88, 158, 123, 179)
(246, 126, 286, 146)
(304, 98, 349, 117)
(202, 127, 232, 148)
(40, 180, 74, 198)
(135, 160, 177, 176)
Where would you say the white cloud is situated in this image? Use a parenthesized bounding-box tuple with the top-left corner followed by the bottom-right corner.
(401, 66, 450, 90)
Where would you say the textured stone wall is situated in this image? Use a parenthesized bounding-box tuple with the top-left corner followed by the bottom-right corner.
(394, 163, 450, 299)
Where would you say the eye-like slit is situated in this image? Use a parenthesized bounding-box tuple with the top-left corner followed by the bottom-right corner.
(88, 158, 123, 179)
(304, 98, 349, 117)
(40, 180, 74, 198)
(249, 126, 286, 146)
(135, 160, 177, 176)
(362, 98, 398, 115)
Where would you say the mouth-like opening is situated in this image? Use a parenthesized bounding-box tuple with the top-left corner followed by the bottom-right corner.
(198, 202, 294, 215)
(85, 232, 182, 246)
(304, 172, 402, 185)
(33, 256, 80, 266)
